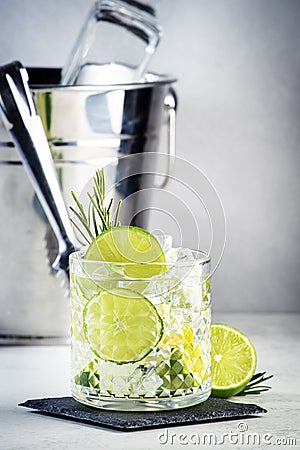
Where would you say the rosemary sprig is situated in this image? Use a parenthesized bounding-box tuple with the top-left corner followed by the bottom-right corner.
(70, 169, 122, 244)
(236, 372, 274, 396)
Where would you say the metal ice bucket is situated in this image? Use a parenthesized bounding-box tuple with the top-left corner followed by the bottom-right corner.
(0, 67, 176, 343)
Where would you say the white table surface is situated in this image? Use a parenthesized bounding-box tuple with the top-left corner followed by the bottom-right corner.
(1, 313, 299, 450)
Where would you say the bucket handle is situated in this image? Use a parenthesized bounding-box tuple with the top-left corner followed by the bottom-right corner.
(154, 87, 177, 189)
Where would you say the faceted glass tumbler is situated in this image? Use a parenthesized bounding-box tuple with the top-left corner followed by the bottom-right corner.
(70, 249, 211, 411)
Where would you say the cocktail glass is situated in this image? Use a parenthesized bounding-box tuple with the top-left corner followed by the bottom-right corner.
(70, 245, 211, 411)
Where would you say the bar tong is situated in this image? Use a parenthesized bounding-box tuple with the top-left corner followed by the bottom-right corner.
(0, 61, 76, 283)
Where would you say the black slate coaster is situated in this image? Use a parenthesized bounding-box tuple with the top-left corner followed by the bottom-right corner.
(19, 397, 267, 432)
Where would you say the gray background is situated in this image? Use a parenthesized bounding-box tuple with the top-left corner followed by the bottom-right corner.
(1, 0, 299, 312)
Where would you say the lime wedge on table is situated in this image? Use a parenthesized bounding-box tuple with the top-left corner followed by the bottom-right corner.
(84, 226, 166, 278)
(83, 288, 163, 364)
(211, 323, 257, 398)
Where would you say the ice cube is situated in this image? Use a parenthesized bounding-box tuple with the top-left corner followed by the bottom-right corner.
(164, 247, 196, 281)
(177, 247, 195, 262)
(129, 365, 163, 396)
(164, 246, 195, 264)
(153, 234, 173, 253)
(164, 246, 180, 263)
(180, 278, 203, 307)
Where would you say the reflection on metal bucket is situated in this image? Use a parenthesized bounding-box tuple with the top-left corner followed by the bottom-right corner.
(0, 67, 176, 343)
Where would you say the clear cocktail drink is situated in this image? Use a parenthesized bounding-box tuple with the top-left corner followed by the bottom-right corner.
(70, 242, 211, 411)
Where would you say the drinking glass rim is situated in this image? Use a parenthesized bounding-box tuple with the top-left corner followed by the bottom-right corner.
(69, 248, 211, 267)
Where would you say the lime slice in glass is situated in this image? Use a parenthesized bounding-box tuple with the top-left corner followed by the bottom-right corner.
(75, 274, 117, 300)
(84, 226, 166, 278)
(75, 275, 100, 299)
(211, 323, 257, 398)
(83, 288, 163, 364)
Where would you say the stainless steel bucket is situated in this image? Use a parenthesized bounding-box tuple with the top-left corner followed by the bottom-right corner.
(0, 67, 176, 344)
